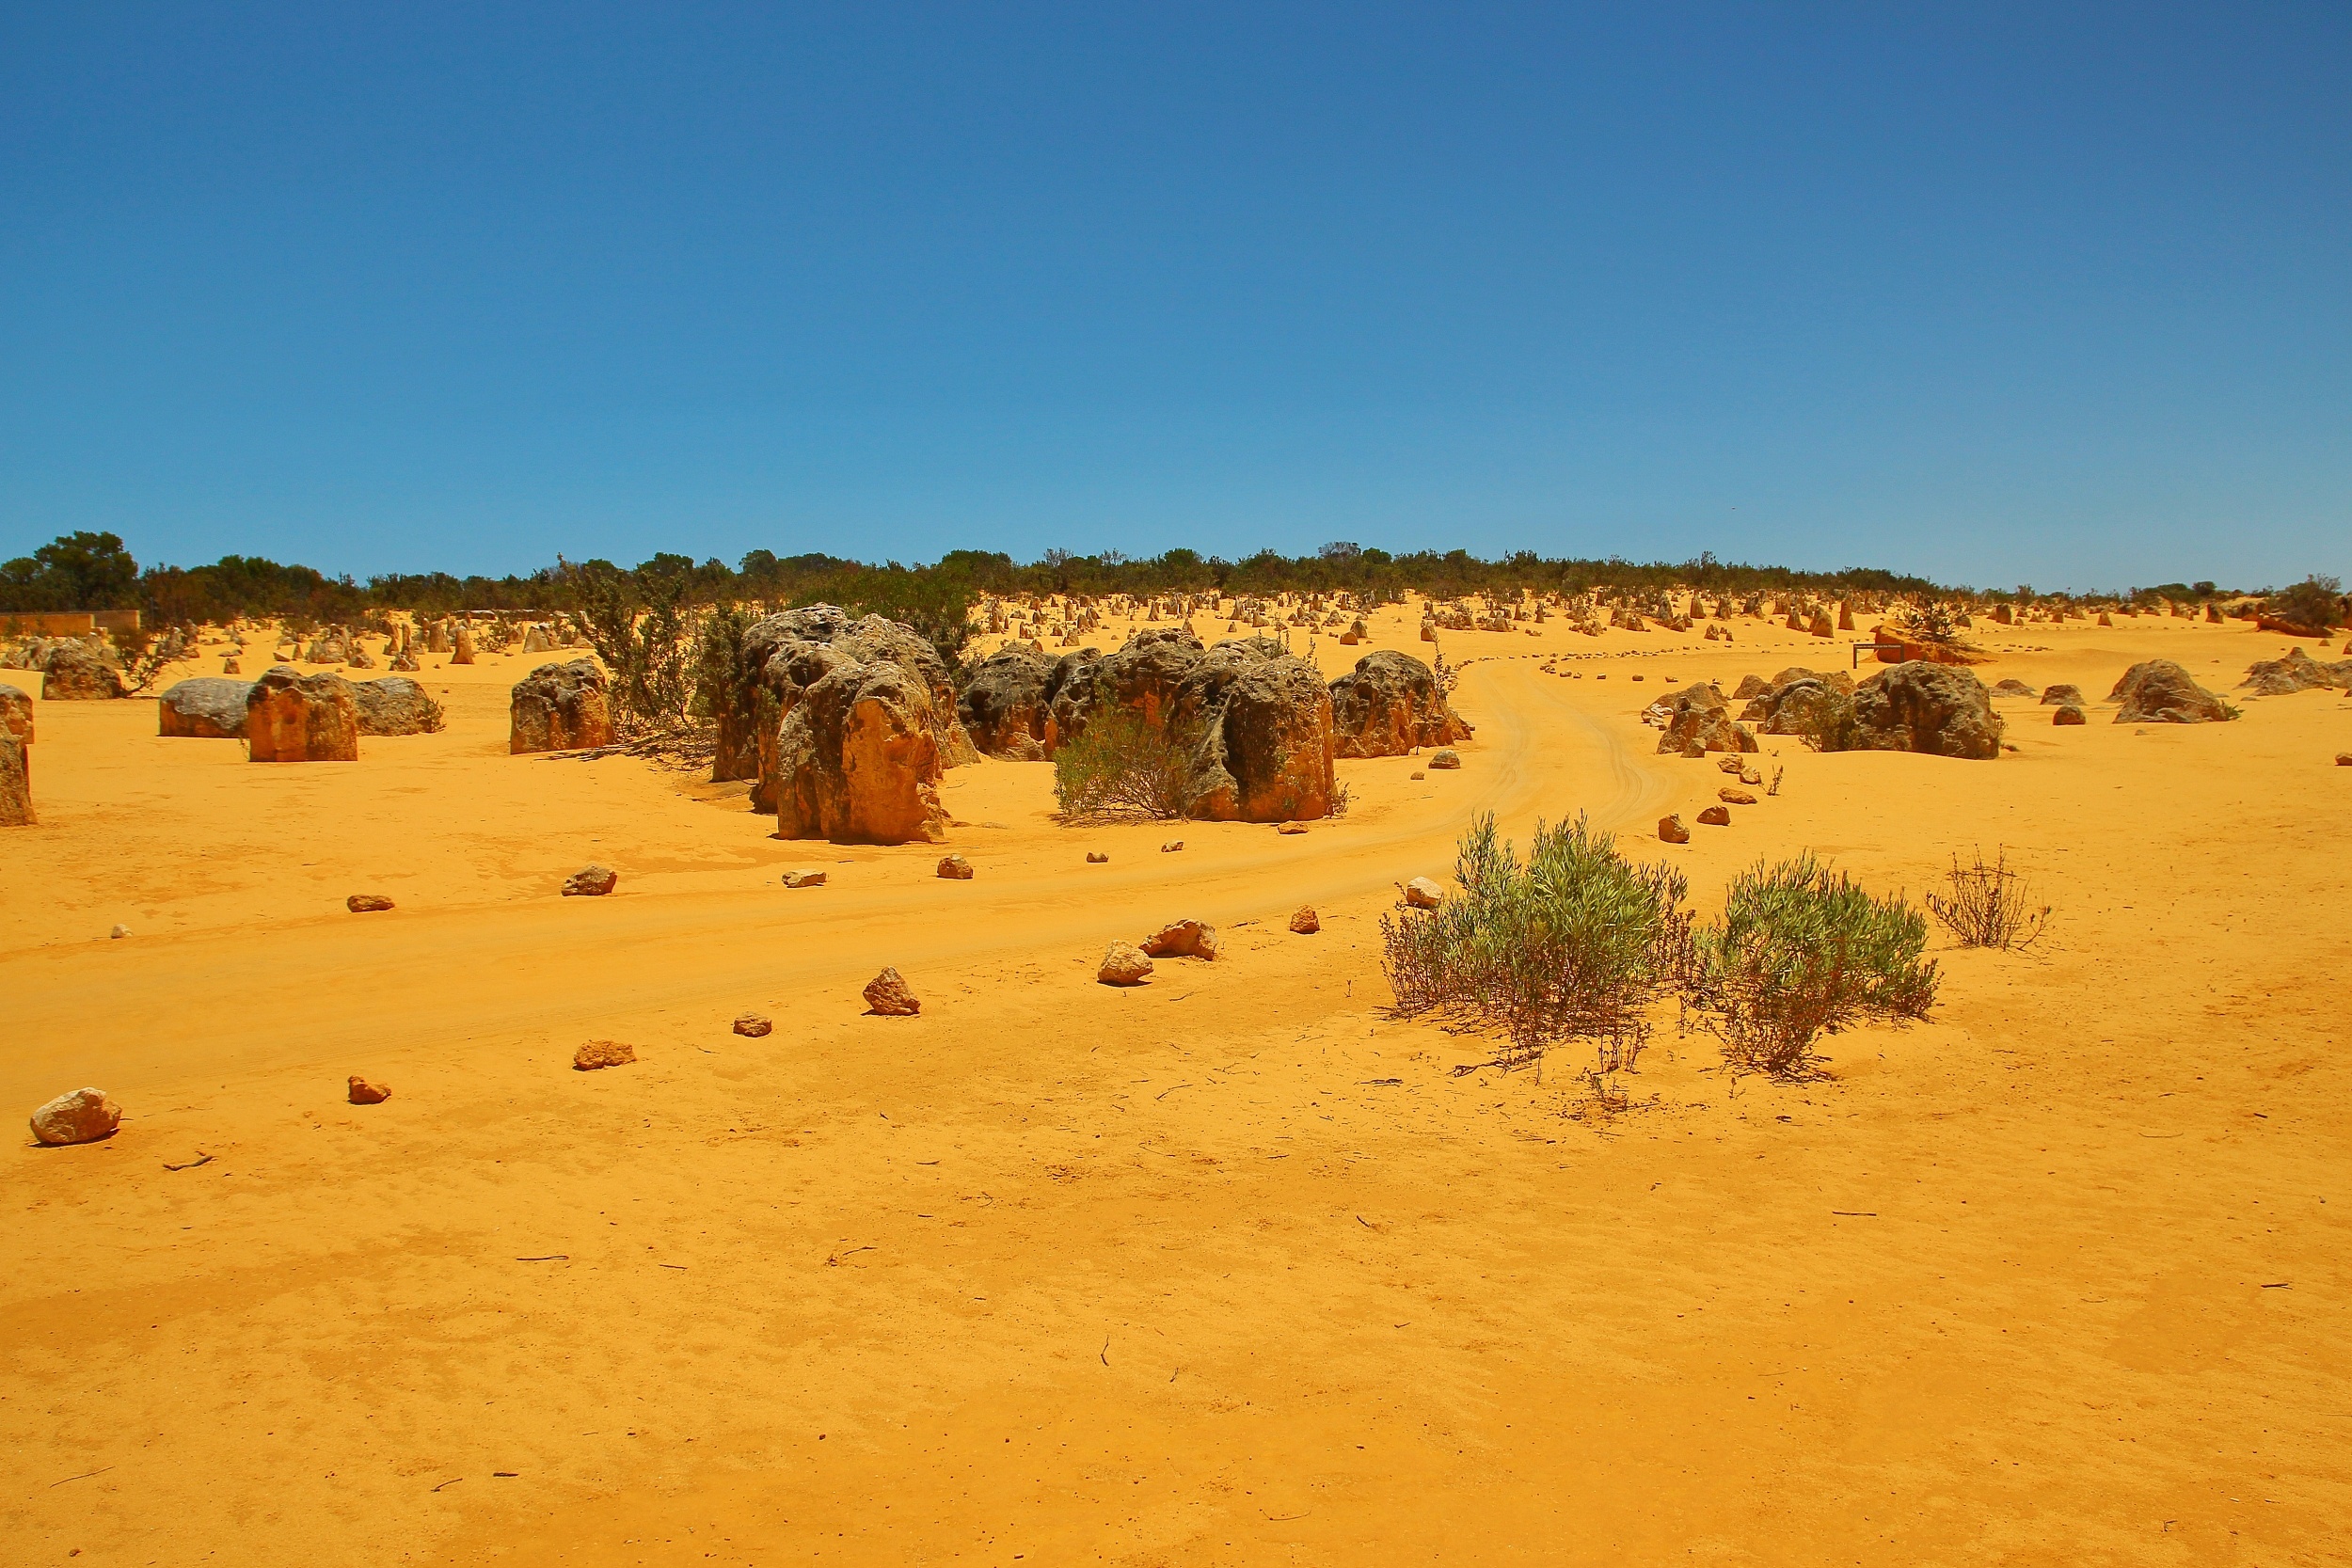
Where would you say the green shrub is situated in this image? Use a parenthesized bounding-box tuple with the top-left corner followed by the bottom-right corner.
(1382, 813, 1690, 1069)
(1689, 853, 1937, 1078)
(1053, 711, 1196, 821)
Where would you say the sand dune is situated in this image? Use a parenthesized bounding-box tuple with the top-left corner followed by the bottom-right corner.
(5, 606, 2349, 1564)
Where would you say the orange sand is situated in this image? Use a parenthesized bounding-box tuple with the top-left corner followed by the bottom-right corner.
(5, 605, 2349, 1565)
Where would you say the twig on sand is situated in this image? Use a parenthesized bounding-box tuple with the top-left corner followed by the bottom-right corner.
(1100, 1337, 1111, 1366)
(826, 1245, 876, 1266)
(163, 1152, 215, 1171)
(50, 1467, 112, 1487)
(515, 1255, 569, 1262)
(432, 1478, 463, 1493)
(1830, 1211, 1877, 1217)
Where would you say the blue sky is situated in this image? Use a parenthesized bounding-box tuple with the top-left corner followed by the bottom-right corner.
(2, 3, 2344, 590)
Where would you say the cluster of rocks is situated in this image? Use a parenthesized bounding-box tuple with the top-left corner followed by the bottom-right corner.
(158, 671, 444, 751)
(2239, 647, 2352, 697)
(1721, 662, 2003, 759)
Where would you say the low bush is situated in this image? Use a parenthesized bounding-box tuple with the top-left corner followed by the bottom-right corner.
(1689, 853, 1937, 1078)
(1054, 711, 1196, 821)
(1382, 813, 1690, 1069)
(1926, 847, 2048, 950)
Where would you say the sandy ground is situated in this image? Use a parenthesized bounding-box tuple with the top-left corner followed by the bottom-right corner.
(4, 604, 2349, 1566)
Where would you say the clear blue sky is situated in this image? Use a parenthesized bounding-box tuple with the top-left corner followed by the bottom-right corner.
(3, 3, 2344, 590)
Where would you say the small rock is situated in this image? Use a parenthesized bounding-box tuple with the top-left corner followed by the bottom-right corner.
(781, 870, 828, 889)
(936, 854, 974, 879)
(1696, 804, 1731, 826)
(1161, 841, 1184, 853)
(864, 967, 920, 1015)
(1141, 919, 1219, 960)
(2053, 705, 2087, 726)
(1718, 787, 1757, 805)
(733, 1012, 773, 1037)
(1659, 814, 1691, 844)
(1098, 942, 1154, 986)
(1276, 822, 1308, 835)
(1289, 906, 1320, 934)
(1409, 770, 1425, 780)
(1428, 749, 1462, 769)
(2337, 752, 2352, 767)
(1740, 766, 1763, 785)
(1086, 851, 1109, 863)
(346, 894, 394, 913)
(1716, 755, 1745, 774)
(29, 1086, 120, 1146)
(1404, 877, 1444, 909)
(347, 1076, 391, 1104)
(109, 924, 130, 939)
(573, 1039, 636, 1070)
(563, 865, 618, 897)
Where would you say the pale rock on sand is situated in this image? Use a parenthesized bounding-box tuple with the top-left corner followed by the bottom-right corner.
(863, 968, 921, 1015)
(1161, 840, 1184, 853)
(1404, 877, 1445, 909)
(1289, 906, 1321, 934)
(1659, 814, 1691, 844)
(1720, 786, 1757, 805)
(936, 853, 975, 879)
(1141, 920, 1219, 960)
(781, 870, 827, 889)
(733, 1013, 773, 1037)
(563, 865, 618, 897)
(349, 676, 444, 736)
(158, 677, 253, 738)
(573, 1039, 636, 1070)
(1428, 749, 1462, 769)
(1097, 942, 1154, 986)
(346, 894, 394, 912)
(246, 667, 359, 762)
(38, 641, 125, 701)
(30, 1087, 119, 1145)
(2111, 660, 2235, 724)
(1277, 821, 1308, 834)
(347, 1077, 391, 1104)
(109, 923, 130, 939)
(509, 660, 614, 753)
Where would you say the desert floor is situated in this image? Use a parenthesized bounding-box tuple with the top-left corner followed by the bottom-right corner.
(5, 602, 2350, 1566)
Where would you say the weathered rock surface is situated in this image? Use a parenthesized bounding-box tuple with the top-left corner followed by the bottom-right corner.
(1289, 906, 1321, 934)
(346, 894, 394, 912)
(1992, 678, 2035, 697)
(1097, 942, 1154, 986)
(781, 870, 827, 888)
(574, 1039, 635, 1070)
(733, 1012, 773, 1037)
(510, 660, 614, 753)
(2040, 684, 2085, 705)
(1327, 651, 1470, 757)
(2241, 648, 2351, 696)
(1697, 804, 1731, 825)
(30, 1086, 120, 1145)
(159, 677, 253, 738)
(1719, 786, 1757, 804)
(2053, 705, 2087, 725)
(2111, 660, 2235, 723)
(1086, 850, 1108, 863)
(1659, 814, 1690, 844)
(0, 684, 31, 827)
(246, 667, 359, 762)
(1739, 673, 1853, 743)
(1654, 683, 1757, 755)
(1847, 663, 2004, 759)
(1140, 919, 1219, 961)
(955, 642, 1057, 759)
(350, 676, 443, 736)
(563, 864, 618, 896)
(347, 1077, 391, 1104)
(1428, 749, 1462, 769)
(936, 853, 974, 879)
(40, 641, 124, 701)
(863, 967, 920, 1015)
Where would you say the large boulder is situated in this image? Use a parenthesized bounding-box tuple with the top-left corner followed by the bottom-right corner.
(956, 642, 1057, 759)
(1173, 640, 1336, 822)
(2111, 659, 2235, 724)
(0, 697, 28, 825)
(40, 641, 123, 701)
(2240, 648, 2350, 696)
(1045, 626, 1206, 747)
(1740, 674, 1854, 743)
(1654, 682, 1757, 755)
(158, 677, 254, 738)
(1846, 662, 2004, 759)
(1327, 650, 1470, 757)
(349, 676, 444, 736)
(246, 667, 359, 762)
(510, 660, 614, 753)
(774, 659, 952, 844)
(731, 608, 977, 813)
(29, 1087, 119, 1145)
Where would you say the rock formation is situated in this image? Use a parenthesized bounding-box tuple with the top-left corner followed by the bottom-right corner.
(30, 1086, 120, 1145)
(158, 677, 252, 738)
(1097, 942, 1153, 986)
(863, 967, 921, 1015)
(955, 642, 1058, 759)
(346, 894, 394, 912)
(1327, 651, 1470, 757)
(564, 864, 618, 896)
(2110, 660, 2235, 724)
(510, 660, 614, 753)
(1845, 663, 2004, 760)
(1, 684, 32, 827)
(1140, 919, 1219, 960)
(1290, 906, 1320, 934)
(1654, 683, 1757, 755)
(2053, 704, 2087, 725)
(39, 641, 124, 701)
(2040, 684, 2085, 705)
(347, 1077, 391, 1104)
(246, 668, 359, 762)
(349, 676, 443, 736)
(574, 1039, 635, 1070)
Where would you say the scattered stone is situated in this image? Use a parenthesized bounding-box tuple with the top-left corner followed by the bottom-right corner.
(246, 667, 359, 762)
(109, 924, 130, 939)
(936, 853, 975, 879)
(1141, 919, 1220, 960)
(1992, 678, 2035, 697)
(1086, 851, 1109, 863)
(563, 864, 619, 897)
(347, 1077, 391, 1104)
(2053, 705, 2087, 725)
(1097, 942, 1154, 986)
(573, 1039, 636, 1070)
(1659, 814, 1691, 844)
(1718, 786, 1756, 805)
(158, 676, 253, 738)
(1697, 804, 1731, 826)
(1403, 877, 1444, 909)
(733, 1012, 773, 1037)
(863, 967, 921, 1015)
(29, 1086, 120, 1145)
(1276, 821, 1308, 835)
(2110, 660, 2235, 724)
(346, 894, 395, 913)
(1289, 906, 1321, 934)
(2337, 753, 2352, 767)
(1427, 749, 1462, 769)
(510, 660, 615, 753)
(1161, 840, 1184, 853)
(2040, 684, 2085, 705)
(1409, 770, 1424, 780)
(781, 869, 828, 889)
